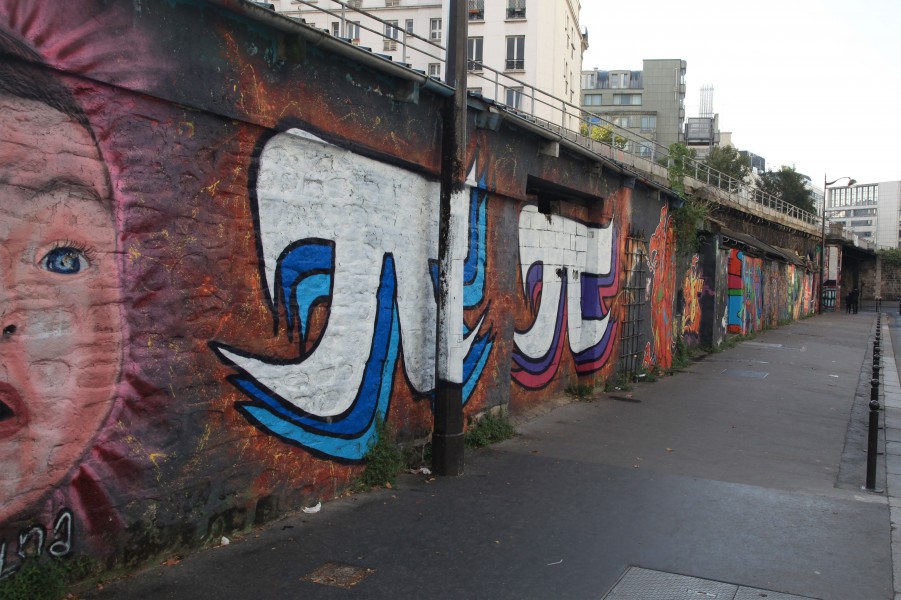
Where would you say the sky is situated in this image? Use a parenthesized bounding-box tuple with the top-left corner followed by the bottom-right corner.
(579, 0, 901, 187)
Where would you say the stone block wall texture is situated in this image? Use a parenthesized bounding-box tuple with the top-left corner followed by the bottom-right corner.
(0, 0, 819, 580)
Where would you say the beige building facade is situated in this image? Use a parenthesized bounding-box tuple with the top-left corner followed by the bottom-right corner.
(271, 0, 587, 124)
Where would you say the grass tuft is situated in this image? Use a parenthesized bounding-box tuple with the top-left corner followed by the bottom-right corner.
(465, 409, 515, 448)
(358, 419, 405, 489)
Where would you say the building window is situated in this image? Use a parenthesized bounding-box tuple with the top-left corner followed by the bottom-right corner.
(468, 87, 483, 95)
(405, 19, 414, 34)
(468, 0, 484, 20)
(331, 21, 340, 36)
(506, 86, 523, 109)
(383, 20, 399, 50)
(507, 0, 526, 19)
(638, 142, 654, 158)
(385, 0, 400, 5)
(428, 63, 441, 78)
(582, 72, 597, 89)
(347, 21, 361, 42)
(348, 0, 362, 7)
(467, 36, 483, 70)
(610, 72, 630, 89)
(430, 18, 442, 41)
(641, 115, 656, 131)
(505, 35, 525, 70)
(613, 94, 641, 105)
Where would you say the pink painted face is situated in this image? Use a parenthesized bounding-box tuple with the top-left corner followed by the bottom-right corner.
(0, 95, 121, 521)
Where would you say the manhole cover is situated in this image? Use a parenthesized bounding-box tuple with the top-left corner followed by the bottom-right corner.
(602, 567, 819, 600)
(304, 562, 375, 589)
(720, 368, 769, 379)
(603, 568, 735, 599)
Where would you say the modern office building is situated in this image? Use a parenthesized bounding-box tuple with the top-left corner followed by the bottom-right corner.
(824, 181, 901, 248)
(739, 150, 766, 174)
(579, 59, 686, 158)
(271, 0, 587, 123)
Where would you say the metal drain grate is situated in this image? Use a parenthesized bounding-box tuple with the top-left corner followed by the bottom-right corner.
(601, 567, 818, 600)
(304, 562, 375, 589)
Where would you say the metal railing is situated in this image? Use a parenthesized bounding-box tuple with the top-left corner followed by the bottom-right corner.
(281, 0, 818, 228)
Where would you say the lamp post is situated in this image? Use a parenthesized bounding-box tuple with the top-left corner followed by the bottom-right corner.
(819, 175, 856, 313)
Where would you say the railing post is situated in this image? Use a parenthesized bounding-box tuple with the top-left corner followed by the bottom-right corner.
(866, 395, 880, 491)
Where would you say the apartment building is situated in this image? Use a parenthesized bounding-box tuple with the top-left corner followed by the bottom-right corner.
(579, 59, 686, 158)
(825, 181, 901, 248)
(271, 0, 587, 123)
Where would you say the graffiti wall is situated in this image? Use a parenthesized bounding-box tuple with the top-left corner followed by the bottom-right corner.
(0, 0, 820, 580)
(727, 248, 763, 335)
(696, 235, 725, 349)
(644, 205, 677, 369)
(726, 247, 815, 336)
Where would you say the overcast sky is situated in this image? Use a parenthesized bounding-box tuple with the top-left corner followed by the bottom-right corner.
(579, 0, 901, 187)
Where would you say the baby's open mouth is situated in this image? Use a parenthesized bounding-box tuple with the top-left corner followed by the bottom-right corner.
(0, 382, 25, 436)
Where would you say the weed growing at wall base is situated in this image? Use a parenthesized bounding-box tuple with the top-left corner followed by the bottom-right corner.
(0, 556, 98, 600)
(564, 382, 596, 400)
(357, 420, 404, 489)
(465, 409, 515, 448)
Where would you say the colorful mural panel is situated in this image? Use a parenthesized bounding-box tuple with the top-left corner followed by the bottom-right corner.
(681, 254, 707, 341)
(511, 205, 619, 388)
(212, 132, 493, 461)
(645, 205, 676, 368)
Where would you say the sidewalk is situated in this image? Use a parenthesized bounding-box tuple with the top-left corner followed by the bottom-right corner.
(84, 312, 895, 600)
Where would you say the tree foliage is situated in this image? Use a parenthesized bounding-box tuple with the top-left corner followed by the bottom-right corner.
(703, 145, 751, 184)
(756, 165, 815, 213)
(879, 248, 901, 267)
(580, 122, 627, 149)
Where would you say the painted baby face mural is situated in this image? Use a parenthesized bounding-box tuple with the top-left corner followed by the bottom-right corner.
(0, 93, 121, 521)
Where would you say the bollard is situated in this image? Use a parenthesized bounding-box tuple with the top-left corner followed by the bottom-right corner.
(871, 377, 879, 404)
(866, 399, 881, 491)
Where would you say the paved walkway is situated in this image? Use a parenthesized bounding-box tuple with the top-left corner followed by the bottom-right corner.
(881, 312, 901, 599)
(84, 312, 896, 599)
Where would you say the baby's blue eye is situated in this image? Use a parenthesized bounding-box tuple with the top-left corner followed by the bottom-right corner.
(41, 247, 89, 274)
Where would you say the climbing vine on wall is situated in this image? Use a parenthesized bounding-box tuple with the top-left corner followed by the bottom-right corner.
(666, 143, 708, 258)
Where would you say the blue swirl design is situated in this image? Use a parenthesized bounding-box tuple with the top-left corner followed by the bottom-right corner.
(221, 185, 493, 462)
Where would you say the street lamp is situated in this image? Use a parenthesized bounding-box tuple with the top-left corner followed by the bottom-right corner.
(819, 175, 856, 313)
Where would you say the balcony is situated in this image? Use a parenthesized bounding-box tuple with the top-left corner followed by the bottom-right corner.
(506, 8, 525, 19)
(469, 0, 484, 20)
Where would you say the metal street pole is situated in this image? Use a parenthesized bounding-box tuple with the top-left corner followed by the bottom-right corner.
(820, 175, 856, 314)
(433, 0, 467, 476)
